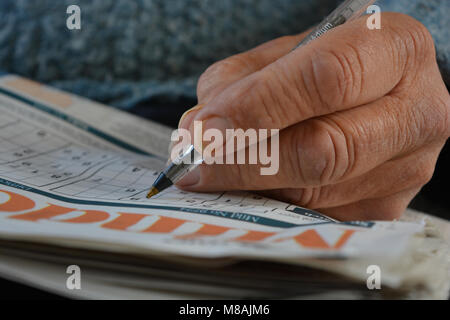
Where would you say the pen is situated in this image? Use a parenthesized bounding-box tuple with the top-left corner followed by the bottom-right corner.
(147, 0, 376, 199)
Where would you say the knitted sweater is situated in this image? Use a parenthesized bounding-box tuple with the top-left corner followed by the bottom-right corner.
(0, 0, 448, 125)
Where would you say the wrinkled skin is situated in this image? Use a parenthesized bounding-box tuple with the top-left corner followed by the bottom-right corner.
(177, 13, 450, 221)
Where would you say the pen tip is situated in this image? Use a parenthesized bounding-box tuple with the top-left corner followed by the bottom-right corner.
(146, 187, 159, 199)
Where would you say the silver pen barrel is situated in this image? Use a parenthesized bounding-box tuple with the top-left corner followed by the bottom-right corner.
(147, 145, 202, 198)
(165, 145, 203, 184)
(295, 0, 376, 48)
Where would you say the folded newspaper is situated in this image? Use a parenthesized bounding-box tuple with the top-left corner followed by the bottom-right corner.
(0, 75, 448, 299)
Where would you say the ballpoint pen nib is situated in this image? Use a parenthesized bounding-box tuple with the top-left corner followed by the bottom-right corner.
(146, 187, 159, 199)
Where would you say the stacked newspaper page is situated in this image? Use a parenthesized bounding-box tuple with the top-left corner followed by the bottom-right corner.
(0, 75, 448, 299)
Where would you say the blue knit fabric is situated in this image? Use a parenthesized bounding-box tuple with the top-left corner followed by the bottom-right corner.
(0, 0, 448, 118)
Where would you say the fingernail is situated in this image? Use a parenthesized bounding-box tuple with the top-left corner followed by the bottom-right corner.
(176, 168, 200, 187)
(178, 104, 205, 128)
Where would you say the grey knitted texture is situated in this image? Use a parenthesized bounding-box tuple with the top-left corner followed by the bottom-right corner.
(0, 0, 448, 111)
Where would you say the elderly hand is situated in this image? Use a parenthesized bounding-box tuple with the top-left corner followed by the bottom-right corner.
(177, 13, 450, 221)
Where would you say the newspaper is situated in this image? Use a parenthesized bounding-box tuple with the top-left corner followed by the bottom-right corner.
(0, 75, 448, 299)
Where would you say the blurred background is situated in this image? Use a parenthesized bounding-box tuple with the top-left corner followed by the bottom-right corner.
(0, 0, 448, 219)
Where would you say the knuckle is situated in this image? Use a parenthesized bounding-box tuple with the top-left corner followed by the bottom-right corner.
(294, 120, 350, 186)
(305, 187, 328, 209)
(388, 13, 435, 67)
(247, 68, 286, 128)
(293, 122, 328, 186)
(307, 48, 357, 110)
(333, 45, 364, 104)
(405, 16, 435, 59)
(413, 160, 435, 187)
(256, 60, 314, 128)
(415, 91, 450, 142)
(392, 149, 438, 192)
(314, 119, 353, 183)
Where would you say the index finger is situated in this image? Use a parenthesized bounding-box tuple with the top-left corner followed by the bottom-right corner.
(187, 13, 432, 134)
